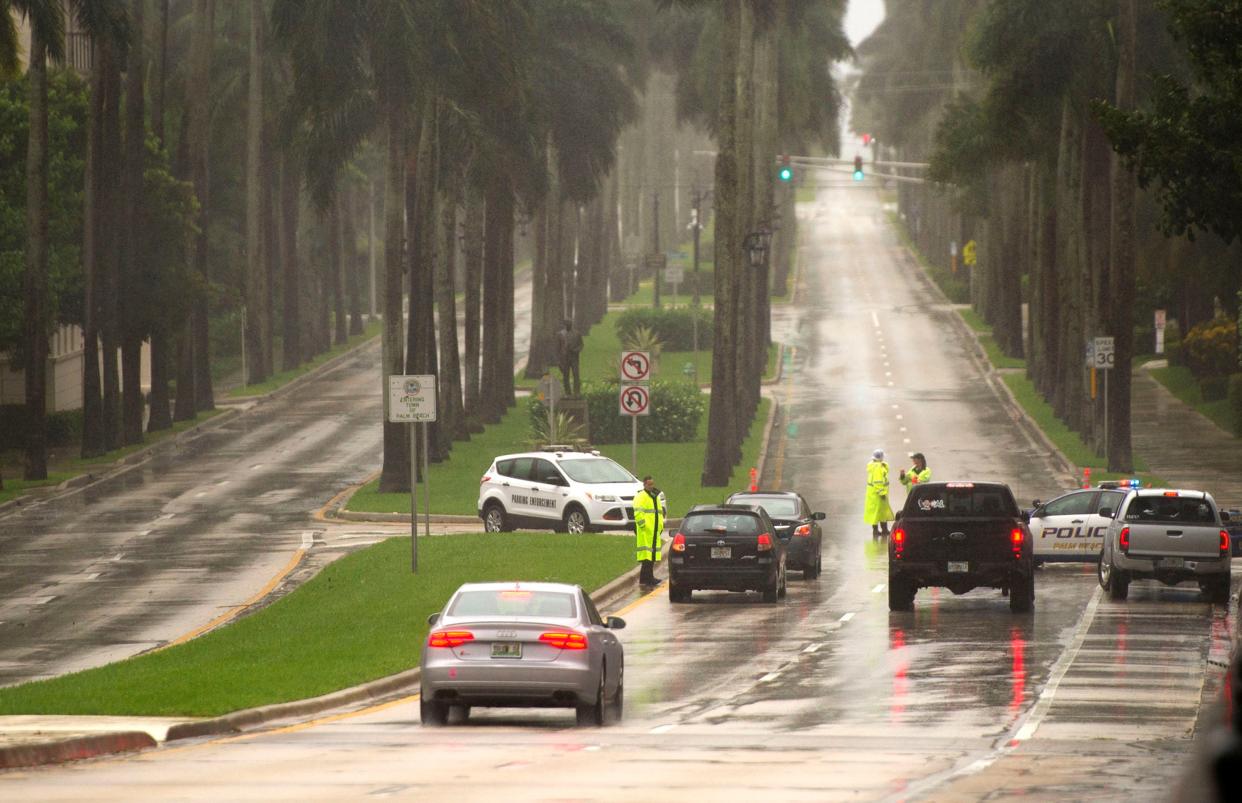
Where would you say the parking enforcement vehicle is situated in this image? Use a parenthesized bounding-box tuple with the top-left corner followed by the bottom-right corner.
(421, 582, 626, 727)
(478, 449, 643, 533)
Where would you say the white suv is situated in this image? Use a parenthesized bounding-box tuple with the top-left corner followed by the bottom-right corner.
(478, 450, 643, 534)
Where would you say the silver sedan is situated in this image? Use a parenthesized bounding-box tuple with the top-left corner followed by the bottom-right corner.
(420, 581, 626, 727)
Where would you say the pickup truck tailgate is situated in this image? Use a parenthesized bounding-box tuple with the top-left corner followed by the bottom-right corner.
(1127, 522, 1221, 558)
(901, 518, 1016, 562)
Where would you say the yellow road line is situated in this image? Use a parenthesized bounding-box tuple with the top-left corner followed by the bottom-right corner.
(314, 469, 380, 523)
(158, 547, 306, 651)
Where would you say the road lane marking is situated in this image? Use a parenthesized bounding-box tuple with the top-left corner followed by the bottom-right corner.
(896, 414, 903, 420)
(871, 311, 880, 327)
(111, 552, 124, 561)
(803, 643, 823, 654)
(649, 724, 675, 734)
(301, 531, 315, 549)
(759, 672, 781, 683)
(139, 530, 151, 536)
(872, 584, 886, 593)
(314, 470, 381, 523)
(838, 612, 855, 622)
(903, 438, 910, 444)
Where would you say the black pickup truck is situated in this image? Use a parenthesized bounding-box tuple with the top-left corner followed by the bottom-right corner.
(888, 481, 1034, 613)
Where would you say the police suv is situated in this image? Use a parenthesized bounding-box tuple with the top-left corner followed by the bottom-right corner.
(478, 449, 643, 534)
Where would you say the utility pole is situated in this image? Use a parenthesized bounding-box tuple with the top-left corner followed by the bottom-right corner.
(652, 190, 661, 309)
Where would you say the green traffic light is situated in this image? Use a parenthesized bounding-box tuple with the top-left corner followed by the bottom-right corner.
(778, 166, 793, 182)
(853, 169, 864, 181)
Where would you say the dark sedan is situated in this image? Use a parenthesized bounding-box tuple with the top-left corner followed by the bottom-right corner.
(725, 490, 825, 579)
(668, 504, 787, 602)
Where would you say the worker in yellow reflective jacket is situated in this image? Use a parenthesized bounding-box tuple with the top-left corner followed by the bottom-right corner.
(634, 475, 666, 589)
(865, 449, 894, 538)
(899, 452, 931, 490)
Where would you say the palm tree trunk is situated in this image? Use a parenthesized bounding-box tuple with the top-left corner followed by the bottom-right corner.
(1108, 0, 1137, 472)
(22, 25, 49, 481)
(436, 189, 465, 440)
(378, 104, 410, 493)
(462, 181, 483, 421)
(279, 153, 301, 369)
(100, 40, 123, 447)
(330, 193, 347, 346)
(146, 0, 173, 434)
(244, 0, 270, 383)
(344, 185, 364, 335)
(121, 0, 147, 445)
(82, 36, 106, 454)
(189, 0, 216, 412)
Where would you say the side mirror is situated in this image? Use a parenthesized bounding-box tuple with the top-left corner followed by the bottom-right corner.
(1031, 500, 1042, 509)
(427, 612, 440, 626)
(812, 512, 826, 521)
(1099, 507, 1113, 519)
(1020, 511, 1031, 523)
(605, 616, 626, 630)
(894, 510, 903, 521)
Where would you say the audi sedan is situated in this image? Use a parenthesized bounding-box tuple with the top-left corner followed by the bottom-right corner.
(420, 582, 626, 727)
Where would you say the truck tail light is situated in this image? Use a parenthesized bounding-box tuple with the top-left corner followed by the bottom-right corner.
(428, 630, 474, 648)
(672, 532, 686, 552)
(539, 631, 588, 650)
(1119, 527, 1130, 555)
(1011, 528, 1024, 559)
(892, 527, 905, 558)
(1221, 530, 1230, 557)
(757, 533, 773, 552)
(794, 524, 812, 537)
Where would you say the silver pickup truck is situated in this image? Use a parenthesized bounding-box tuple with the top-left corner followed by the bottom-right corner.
(1097, 488, 1232, 604)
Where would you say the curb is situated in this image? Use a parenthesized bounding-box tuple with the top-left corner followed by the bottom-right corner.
(0, 731, 156, 771)
(0, 562, 649, 768)
(895, 250, 1078, 487)
(754, 388, 780, 485)
(218, 335, 379, 407)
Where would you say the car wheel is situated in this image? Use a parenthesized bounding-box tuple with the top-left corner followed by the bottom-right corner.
(483, 503, 509, 533)
(608, 670, 624, 724)
(761, 574, 779, 603)
(447, 704, 471, 724)
(668, 581, 691, 603)
(888, 575, 915, 612)
(1097, 553, 1112, 590)
(562, 506, 589, 534)
(1108, 568, 1130, 601)
(1009, 573, 1034, 613)
(777, 564, 788, 598)
(804, 552, 821, 580)
(420, 697, 448, 727)
(576, 669, 606, 727)
(1204, 576, 1231, 606)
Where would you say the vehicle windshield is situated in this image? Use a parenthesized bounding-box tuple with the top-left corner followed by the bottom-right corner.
(906, 486, 1018, 517)
(738, 497, 799, 517)
(1124, 496, 1216, 525)
(682, 512, 762, 535)
(557, 457, 634, 484)
(448, 589, 577, 619)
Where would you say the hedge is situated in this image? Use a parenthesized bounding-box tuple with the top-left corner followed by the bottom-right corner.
(0, 405, 83, 450)
(528, 379, 705, 444)
(614, 307, 714, 352)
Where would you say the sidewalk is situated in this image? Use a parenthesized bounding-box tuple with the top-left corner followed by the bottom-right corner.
(1132, 367, 1242, 507)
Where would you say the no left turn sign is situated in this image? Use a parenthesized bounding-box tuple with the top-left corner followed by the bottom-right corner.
(620, 351, 651, 382)
(619, 384, 651, 416)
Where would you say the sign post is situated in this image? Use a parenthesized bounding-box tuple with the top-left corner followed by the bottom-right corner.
(1093, 337, 1115, 453)
(1154, 309, 1167, 355)
(388, 375, 437, 573)
(619, 351, 652, 475)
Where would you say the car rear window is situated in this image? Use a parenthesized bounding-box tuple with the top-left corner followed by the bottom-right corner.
(734, 497, 799, 517)
(1124, 496, 1216, 525)
(558, 457, 634, 484)
(681, 512, 763, 535)
(448, 589, 577, 618)
(906, 485, 1018, 517)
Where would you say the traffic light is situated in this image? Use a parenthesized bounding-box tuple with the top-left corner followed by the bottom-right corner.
(862, 133, 872, 146)
(777, 154, 793, 182)
(853, 154, 864, 181)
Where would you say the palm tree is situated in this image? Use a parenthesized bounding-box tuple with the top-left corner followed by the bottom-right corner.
(243, 0, 271, 385)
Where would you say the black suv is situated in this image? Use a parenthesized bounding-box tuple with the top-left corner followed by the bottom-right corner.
(725, 490, 826, 578)
(668, 504, 787, 603)
(888, 481, 1034, 613)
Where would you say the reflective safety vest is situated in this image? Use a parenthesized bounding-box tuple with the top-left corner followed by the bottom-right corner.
(634, 488, 666, 562)
(901, 466, 931, 488)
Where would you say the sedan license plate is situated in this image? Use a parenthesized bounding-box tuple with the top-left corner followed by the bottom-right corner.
(1159, 557, 1184, 569)
(947, 561, 969, 573)
(710, 546, 732, 559)
(491, 642, 522, 659)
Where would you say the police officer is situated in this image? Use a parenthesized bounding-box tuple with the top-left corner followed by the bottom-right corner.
(865, 449, 894, 538)
(634, 475, 667, 588)
(899, 452, 931, 489)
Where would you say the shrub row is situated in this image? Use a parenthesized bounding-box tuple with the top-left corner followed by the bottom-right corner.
(528, 380, 705, 444)
(1183, 316, 1238, 379)
(614, 307, 713, 352)
(0, 405, 83, 450)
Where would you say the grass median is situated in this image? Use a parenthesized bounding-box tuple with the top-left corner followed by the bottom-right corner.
(1149, 364, 1237, 436)
(0, 533, 633, 717)
(346, 397, 773, 519)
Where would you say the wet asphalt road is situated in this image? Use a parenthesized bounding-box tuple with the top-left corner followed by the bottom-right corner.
(1, 185, 1234, 800)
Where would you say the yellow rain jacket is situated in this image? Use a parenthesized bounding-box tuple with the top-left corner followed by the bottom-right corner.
(634, 488, 666, 562)
(900, 465, 932, 488)
(864, 460, 894, 525)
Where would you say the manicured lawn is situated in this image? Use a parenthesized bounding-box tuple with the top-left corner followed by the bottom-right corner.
(229, 320, 382, 398)
(0, 533, 633, 717)
(1150, 365, 1237, 435)
(346, 396, 774, 520)
(955, 307, 1024, 370)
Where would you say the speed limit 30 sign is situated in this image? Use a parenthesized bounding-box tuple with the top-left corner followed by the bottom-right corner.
(619, 384, 650, 416)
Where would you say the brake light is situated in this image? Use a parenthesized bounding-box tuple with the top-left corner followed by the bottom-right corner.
(794, 524, 812, 537)
(428, 630, 474, 648)
(672, 532, 686, 552)
(1119, 527, 1130, 554)
(1011, 528, 1024, 559)
(1163, 491, 1179, 497)
(539, 631, 588, 650)
(892, 527, 905, 558)
(1222, 530, 1230, 557)
(1011, 528, 1024, 544)
(757, 533, 773, 552)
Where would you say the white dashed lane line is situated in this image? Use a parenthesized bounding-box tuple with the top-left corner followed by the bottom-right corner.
(872, 584, 886, 593)
(838, 612, 855, 623)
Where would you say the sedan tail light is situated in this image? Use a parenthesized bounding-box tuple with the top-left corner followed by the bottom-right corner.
(1119, 527, 1130, 554)
(757, 533, 773, 552)
(428, 630, 474, 648)
(539, 631, 588, 650)
(672, 532, 686, 552)
(793, 524, 812, 537)
(1221, 529, 1231, 557)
